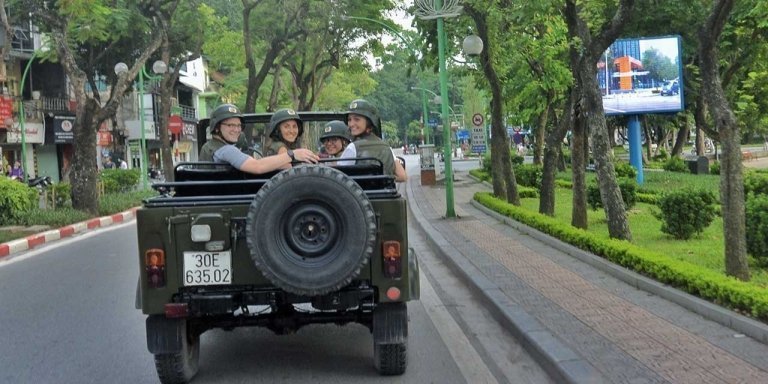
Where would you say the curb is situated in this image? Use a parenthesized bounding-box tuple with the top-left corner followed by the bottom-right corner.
(405, 182, 605, 384)
(0, 207, 139, 259)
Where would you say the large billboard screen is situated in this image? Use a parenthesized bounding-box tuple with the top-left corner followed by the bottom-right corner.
(600, 36, 683, 116)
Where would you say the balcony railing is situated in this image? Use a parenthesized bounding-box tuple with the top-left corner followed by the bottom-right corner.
(41, 97, 71, 112)
(178, 105, 196, 120)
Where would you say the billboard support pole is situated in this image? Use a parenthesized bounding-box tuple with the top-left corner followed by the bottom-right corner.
(628, 114, 644, 185)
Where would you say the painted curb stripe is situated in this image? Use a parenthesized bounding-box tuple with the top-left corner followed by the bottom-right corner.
(0, 207, 138, 259)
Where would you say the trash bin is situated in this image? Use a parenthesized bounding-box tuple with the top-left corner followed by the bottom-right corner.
(686, 156, 709, 174)
(420, 144, 436, 186)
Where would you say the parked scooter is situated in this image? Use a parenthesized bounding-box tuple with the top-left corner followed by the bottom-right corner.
(27, 175, 52, 191)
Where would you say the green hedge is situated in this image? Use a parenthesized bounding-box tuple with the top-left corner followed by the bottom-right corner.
(100, 169, 141, 193)
(474, 191, 768, 320)
(0, 178, 38, 225)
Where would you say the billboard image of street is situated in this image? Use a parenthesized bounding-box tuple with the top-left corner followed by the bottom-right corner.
(599, 36, 683, 116)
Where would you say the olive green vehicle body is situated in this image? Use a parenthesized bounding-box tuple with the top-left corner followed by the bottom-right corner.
(135, 112, 417, 382)
(136, 197, 417, 314)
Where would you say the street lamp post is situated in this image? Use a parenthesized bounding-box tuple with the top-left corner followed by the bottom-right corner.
(17, 52, 39, 183)
(114, 60, 167, 189)
(340, 15, 432, 144)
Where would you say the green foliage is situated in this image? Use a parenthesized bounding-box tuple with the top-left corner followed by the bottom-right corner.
(518, 186, 539, 198)
(100, 169, 140, 193)
(0, 179, 38, 225)
(636, 192, 660, 205)
(614, 162, 637, 179)
(655, 189, 717, 239)
(710, 161, 721, 175)
(586, 179, 638, 211)
(744, 170, 768, 197)
(513, 164, 542, 188)
(482, 152, 492, 173)
(746, 196, 768, 265)
(473, 191, 768, 321)
(47, 183, 72, 208)
(652, 148, 669, 161)
(662, 156, 689, 173)
(17, 207, 91, 228)
(509, 151, 525, 165)
(98, 190, 157, 216)
(469, 169, 491, 182)
(555, 179, 573, 189)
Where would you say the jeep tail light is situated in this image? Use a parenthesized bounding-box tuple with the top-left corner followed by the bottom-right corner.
(165, 303, 189, 318)
(382, 241, 402, 278)
(386, 287, 401, 301)
(145, 248, 166, 288)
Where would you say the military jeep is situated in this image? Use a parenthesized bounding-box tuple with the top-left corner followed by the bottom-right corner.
(135, 112, 418, 384)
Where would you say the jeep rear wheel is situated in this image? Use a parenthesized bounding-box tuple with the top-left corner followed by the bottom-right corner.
(246, 166, 377, 296)
(153, 319, 199, 384)
(373, 302, 408, 375)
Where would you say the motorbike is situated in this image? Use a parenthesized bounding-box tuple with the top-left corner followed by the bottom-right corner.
(27, 176, 53, 191)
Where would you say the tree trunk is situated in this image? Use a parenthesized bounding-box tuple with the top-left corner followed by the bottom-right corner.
(698, 0, 749, 280)
(670, 115, 688, 157)
(71, 95, 100, 215)
(466, 5, 518, 205)
(583, 69, 631, 240)
(571, 101, 588, 229)
(158, 38, 178, 182)
(242, 0, 288, 141)
(540, 88, 573, 216)
(564, 0, 634, 240)
(643, 122, 653, 160)
(532, 93, 553, 165)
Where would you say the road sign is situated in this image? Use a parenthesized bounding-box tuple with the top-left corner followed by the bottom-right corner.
(472, 113, 484, 126)
(168, 115, 183, 135)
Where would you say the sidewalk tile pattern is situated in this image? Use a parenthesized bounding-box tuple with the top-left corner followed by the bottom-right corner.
(411, 174, 768, 384)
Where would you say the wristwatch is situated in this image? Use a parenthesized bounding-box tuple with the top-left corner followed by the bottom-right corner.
(287, 149, 296, 162)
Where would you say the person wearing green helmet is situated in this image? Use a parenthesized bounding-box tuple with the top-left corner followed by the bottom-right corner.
(265, 108, 304, 158)
(339, 99, 406, 182)
(200, 103, 318, 173)
(319, 120, 352, 160)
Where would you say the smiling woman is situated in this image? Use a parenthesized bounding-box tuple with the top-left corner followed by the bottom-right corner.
(265, 108, 304, 157)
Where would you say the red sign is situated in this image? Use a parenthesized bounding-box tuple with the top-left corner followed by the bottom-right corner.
(168, 115, 183, 135)
(0, 96, 13, 128)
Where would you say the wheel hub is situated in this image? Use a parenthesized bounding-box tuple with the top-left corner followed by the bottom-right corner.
(284, 203, 338, 258)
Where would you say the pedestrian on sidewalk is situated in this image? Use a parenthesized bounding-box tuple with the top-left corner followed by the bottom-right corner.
(9, 160, 23, 180)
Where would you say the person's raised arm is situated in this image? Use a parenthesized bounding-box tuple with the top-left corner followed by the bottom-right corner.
(394, 157, 407, 182)
(239, 148, 318, 174)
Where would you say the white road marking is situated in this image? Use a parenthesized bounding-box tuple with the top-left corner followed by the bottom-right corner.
(420, 270, 499, 384)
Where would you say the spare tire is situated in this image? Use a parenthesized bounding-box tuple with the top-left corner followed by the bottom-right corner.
(246, 165, 376, 296)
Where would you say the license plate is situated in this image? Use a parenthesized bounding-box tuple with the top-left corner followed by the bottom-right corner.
(183, 251, 232, 286)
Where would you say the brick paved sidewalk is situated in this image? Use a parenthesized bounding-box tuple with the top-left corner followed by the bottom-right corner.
(407, 171, 768, 384)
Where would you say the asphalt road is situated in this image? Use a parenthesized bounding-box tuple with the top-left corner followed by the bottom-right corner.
(0, 156, 550, 384)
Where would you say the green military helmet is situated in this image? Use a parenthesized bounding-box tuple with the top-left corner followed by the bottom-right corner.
(208, 103, 243, 133)
(319, 120, 352, 143)
(269, 108, 303, 140)
(346, 99, 381, 136)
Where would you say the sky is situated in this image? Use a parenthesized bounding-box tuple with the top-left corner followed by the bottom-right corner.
(639, 37, 680, 62)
